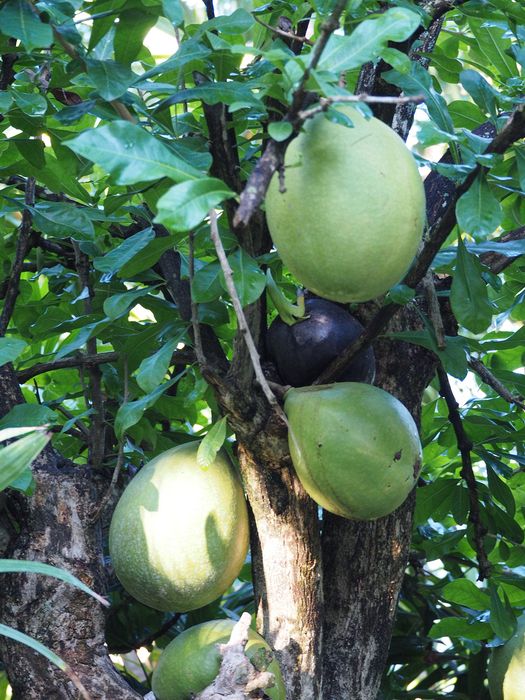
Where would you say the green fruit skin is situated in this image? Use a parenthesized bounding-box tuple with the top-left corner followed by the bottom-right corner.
(108, 443, 249, 612)
(285, 383, 422, 520)
(151, 620, 286, 700)
(488, 614, 525, 700)
(265, 106, 426, 303)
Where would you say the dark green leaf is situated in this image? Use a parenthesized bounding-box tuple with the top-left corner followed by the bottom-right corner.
(489, 583, 517, 640)
(86, 59, 136, 101)
(456, 173, 502, 240)
(30, 202, 94, 240)
(450, 237, 494, 334)
(162, 0, 184, 27)
(0, 338, 27, 367)
(441, 579, 490, 610)
(429, 617, 490, 641)
(136, 330, 187, 393)
(221, 249, 266, 307)
(66, 122, 202, 184)
(94, 228, 155, 276)
(0, 0, 53, 51)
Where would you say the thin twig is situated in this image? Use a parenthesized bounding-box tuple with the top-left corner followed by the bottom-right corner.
(91, 359, 129, 524)
(234, 0, 349, 227)
(254, 16, 313, 45)
(202, 0, 215, 20)
(209, 210, 284, 414)
(18, 352, 119, 383)
(0, 178, 35, 336)
(73, 242, 105, 468)
(54, 405, 91, 440)
(437, 366, 491, 581)
(188, 232, 206, 368)
(297, 93, 425, 121)
(469, 358, 525, 409)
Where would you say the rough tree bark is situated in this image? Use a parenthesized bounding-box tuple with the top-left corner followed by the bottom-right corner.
(0, 365, 141, 700)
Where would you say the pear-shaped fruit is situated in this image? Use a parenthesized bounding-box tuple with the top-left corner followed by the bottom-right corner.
(109, 442, 249, 612)
(488, 614, 525, 700)
(285, 383, 422, 520)
(267, 296, 375, 386)
(152, 619, 286, 700)
(265, 106, 426, 303)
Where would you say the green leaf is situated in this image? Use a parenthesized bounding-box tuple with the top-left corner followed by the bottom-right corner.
(415, 478, 459, 523)
(0, 425, 47, 442)
(162, 0, 184, 27)
(0, 430, 50, 492)
(0, 560, 108, 606)
(114, 373, 184, 439)
(192, 262, 223, 303)
(489, 583, 517, 640)
(160, 82, 263, 110)
(94, 228, 155, 276)
(66, 122, 202, 185)
(318, 8, 421, 73)
(450, 237, 495, 334)
(0, 338, 27, 367)
(119, 236, 177, 278)
(12, 91, 48, 117)
(468, 20, 516, 80)
(0, 405, 58, 429)
(0, 0, 53, 51)
(429, 617, 490, 641)
(103, 287, 153, 320)
(456, 173, 502, 240)
(268, 121, 293, 142)
(197, 417, 228, 468)
(487, 464, 515, 516)
(155, 179, 234, 232)
(442, 579, 490, 610)
(221, 248, 266, 307)
(0, 623, 66, 671)
(385, 331, 468, 380)
(138, 39, 211, 81)
(514, 145, 525, 191)
(30, 202, 94, 240)
(460, 70, 500, 119)
(86, 59, 136, 101)
(200, 8, 254, 35)
(136, 330, 187, 393)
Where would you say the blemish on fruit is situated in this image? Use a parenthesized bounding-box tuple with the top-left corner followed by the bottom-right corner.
(413, 457, 422, 479)
(394, 450, 402, 461)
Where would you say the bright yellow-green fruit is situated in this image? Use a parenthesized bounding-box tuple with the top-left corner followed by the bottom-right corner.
(108, 442, 249, 612)
(265, 106, 426, 302)
(152, 619, 286, 700)
(488, 614, 525, 700)
(285, 383, 422, 520)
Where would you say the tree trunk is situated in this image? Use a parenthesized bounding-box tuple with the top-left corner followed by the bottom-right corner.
(0, 366, 140, 699)
(237, 443, 323, 699)
(321, 309, 438, 700)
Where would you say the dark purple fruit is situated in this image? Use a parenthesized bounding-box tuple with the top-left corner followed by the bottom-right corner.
(266, 298, 375, 387)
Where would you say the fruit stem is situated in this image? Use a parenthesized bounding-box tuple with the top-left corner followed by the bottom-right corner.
(266, 270, 306, 326)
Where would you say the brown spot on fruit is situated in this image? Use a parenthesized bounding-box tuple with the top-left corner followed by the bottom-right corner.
(413, 457, 422, 479)
(394, 450, 402, 461)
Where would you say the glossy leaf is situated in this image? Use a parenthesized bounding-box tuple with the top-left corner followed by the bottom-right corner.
(0, 430, 50, 492)
(155, 178, 234, 231)
(0, 0, 53, 51)
(197, 417, 228, 468)
(0, 338, 27, 367)
(66, 122, 202, 185)
(450, 237, 495, 334)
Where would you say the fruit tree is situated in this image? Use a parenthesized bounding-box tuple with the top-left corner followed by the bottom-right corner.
(0, 0, 525, 699)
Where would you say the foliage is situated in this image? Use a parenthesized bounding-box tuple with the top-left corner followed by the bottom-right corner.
(0, 0, 524, 697)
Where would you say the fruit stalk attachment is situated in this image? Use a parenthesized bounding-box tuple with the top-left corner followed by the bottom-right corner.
(265, 269, 306, 326)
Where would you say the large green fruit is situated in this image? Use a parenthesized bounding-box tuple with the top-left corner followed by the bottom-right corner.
(285, 383, 422, 520)
(151, 619, 286, 700)
(488, 614, 525, 700)
(108, 442, 249, 612)
(265, 106, 426, 303)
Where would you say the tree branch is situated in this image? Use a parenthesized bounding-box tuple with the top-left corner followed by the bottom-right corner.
(233, 0, 349, 227)
(17, 352, 119, 383)
(0, 178, 35, 336)
(188, 232, 206, 369)
(468, 358, 525, 409)
(437, 366, 491, 581)
(297, 93, 425, 121)
(209, 210, 282, 413)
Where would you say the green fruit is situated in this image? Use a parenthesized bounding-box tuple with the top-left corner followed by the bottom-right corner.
(151, 619, 286, 700)
(265, 106, 426, 303)
(488, 614, 525, 700)
(285, 383, 422, 520)
(108, 442, 249, 612)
